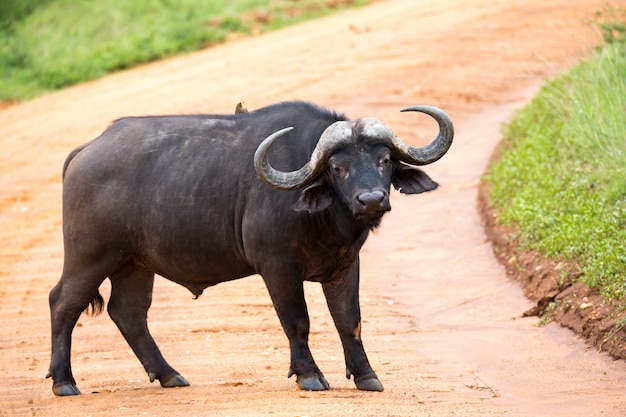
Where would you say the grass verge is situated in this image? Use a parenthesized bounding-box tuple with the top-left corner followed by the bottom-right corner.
(0, 0, 369, 101)
(484, 22, 626, 300)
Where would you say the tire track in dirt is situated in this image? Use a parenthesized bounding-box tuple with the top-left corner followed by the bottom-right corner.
(1, 0, 622, 415)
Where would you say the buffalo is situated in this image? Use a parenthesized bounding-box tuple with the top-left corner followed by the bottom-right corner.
(47, 101, 453, 396)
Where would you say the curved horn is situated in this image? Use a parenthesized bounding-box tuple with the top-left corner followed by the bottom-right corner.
(254, 121, 353, 190)
(362, 105, 454, 166)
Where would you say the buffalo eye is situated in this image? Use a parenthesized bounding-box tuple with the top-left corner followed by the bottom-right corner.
(378, 155, 392, 174)
(330, 162, 348, 179)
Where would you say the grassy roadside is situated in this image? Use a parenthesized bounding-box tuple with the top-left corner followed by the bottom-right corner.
(484, 6, 626, 301)
(0, 0, 369, 101)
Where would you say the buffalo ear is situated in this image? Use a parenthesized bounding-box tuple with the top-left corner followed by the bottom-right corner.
(392, 164, 439, 195)
(293, 178, 333, 213)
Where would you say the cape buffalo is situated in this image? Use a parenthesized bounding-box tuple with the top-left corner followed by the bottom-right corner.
(47, 101, 453, 396)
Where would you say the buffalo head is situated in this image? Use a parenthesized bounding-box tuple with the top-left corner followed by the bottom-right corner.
(254, 105, 453, 227)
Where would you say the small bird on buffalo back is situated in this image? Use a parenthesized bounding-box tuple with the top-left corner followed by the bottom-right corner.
(235, 101, 248, 114)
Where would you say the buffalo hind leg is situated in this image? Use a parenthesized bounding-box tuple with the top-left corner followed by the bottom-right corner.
(322, 260, 383, 391)
(108, 266, 189, 389)
(263, 272, 329, 391)
(48, 260, 112, 396)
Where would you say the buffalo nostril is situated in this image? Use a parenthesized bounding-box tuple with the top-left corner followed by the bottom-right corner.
(356, 191, 389, 211)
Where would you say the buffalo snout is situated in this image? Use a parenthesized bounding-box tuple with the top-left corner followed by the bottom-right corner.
(355, 190, 390, 214)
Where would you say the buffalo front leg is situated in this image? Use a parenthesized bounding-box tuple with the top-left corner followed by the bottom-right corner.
(263, 273, 329, 391)
(108, 266, 189, 389)
(322, 259, 383, 391)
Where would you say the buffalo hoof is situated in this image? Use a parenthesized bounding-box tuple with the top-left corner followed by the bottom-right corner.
(149, 372, 190, 388)
(52, 383, 81, 396)
(297, 375, 330, 391)
(355, 377, 384, 392)
(161, 374, 190, 388)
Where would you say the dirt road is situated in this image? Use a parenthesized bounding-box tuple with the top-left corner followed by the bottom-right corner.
(1, 0, 624, 415)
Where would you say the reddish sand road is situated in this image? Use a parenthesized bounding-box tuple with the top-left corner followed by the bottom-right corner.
(1, 0, 624, 416)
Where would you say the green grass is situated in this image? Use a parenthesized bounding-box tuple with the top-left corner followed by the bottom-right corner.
(485, 40, 626, 299)
(0, 0, 369, 100)
(593, 3, 626, 45)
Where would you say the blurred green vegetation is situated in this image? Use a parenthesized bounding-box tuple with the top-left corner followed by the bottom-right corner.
(0, 0, 369, 100)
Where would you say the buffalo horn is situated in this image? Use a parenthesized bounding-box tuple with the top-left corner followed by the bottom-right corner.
(359, 105, 454, 166)
(254, 121, 353, 190)
(254, 105, 453, 190)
